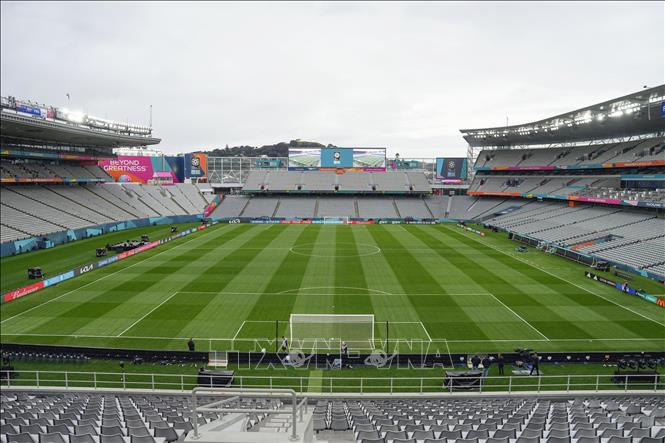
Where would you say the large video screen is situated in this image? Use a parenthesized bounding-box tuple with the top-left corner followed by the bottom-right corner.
(436, 157, 468, 180)
(289, 147, 386, 171)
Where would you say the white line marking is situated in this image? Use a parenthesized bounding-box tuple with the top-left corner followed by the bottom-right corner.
(232, 320, 246, 342)
(443, 338, 454, 368)
(419, 321, 433, 342)
(449, 225, 665, 328)
(117, 291, 179, 337)
(0, 225, 228, 325)
(485, 290, 551, 341)
(172, 290, 492, 296)
(276, 286, 392, 295)
(2, 332, 660, 343)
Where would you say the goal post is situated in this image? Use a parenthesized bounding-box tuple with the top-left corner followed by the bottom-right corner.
(289, 314, 374, 350)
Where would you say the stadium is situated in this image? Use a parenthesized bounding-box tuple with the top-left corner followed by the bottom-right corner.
(0, 84, 664, 442)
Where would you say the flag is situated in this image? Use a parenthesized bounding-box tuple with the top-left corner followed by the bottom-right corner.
(66, 93, 70, 100)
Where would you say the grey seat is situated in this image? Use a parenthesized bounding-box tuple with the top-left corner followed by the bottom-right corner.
(1, 424, 19, 434)
(627, 428, 650, 439)
(6, 434, 36, 443)
(313, 418, 326, 432)
(331, 419, 349, 431)
(173, 421, 193, 434)
(38, 433, 67, 443)
(466, 429, 489, 440)
(75, 425, 98, 436)
(606, 438, 630, 443)
(69, 434, 96, 443)
(575, 437, 600, 443)
(101, 426, 125, 436)
(493, 429, 516, 439)
(411, 430, 434, 440)
(545, 437, 570, 443)
(20, 425, 44, 435)
(520, 429, 543, 439)
(453, 424, 472, 433)
(46, 425, 70, 436)
(128, 427, 151, 437)
(438, 430, 463, 439)
(625, 405, 642, 415)
(486, 438, 509, 443)
(515, 437, 539, 443)
(601, 429, 623, 438)
(130, 436, 156, 443)
(380, 425, 400, 432)
(383, 430, 407, 440)
(358, 430, 381, 440)
(355, 424, 376, 432)
(154, 427, 178, 443)
(100, 434, 125, 443)
(548, 429, 571, 438)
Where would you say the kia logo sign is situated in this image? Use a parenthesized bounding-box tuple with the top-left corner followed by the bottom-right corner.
(79, 264, 95, 274)
(229, 219, 241, 224)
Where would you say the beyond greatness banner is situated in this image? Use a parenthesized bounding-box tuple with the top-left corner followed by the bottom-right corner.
(99, 155, 185, 183)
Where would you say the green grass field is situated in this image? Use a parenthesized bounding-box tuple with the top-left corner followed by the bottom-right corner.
(1, 223, 664, 356)
(353, 155, 386, 168)
(1, 223, 200, 291)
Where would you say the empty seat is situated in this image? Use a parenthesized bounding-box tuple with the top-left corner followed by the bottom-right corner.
(38, 433, 67, 443)
(6, 434, 36, 443)
(153, 427, 178, 443)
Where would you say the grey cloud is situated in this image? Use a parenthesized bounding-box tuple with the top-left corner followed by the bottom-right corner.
(1, 1, 663, 157)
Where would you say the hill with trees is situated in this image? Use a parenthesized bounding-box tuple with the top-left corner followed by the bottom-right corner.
(203, 139, 330, 157)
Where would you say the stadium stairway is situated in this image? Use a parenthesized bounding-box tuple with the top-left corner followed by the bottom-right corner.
(239, 197, 252, 217)
(392, 200, 401, 218)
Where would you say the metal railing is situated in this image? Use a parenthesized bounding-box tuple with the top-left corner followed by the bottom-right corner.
(1, 370, 662, 394)
(191, 387, 307, 441)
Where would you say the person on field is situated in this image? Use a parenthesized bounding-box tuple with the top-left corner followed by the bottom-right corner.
(471, 355, 481, 370)
(281, 336, 288, 352)
(497, 354, 505, 375)
(340, 341, 349, 368)
(481, 356, 491, 377)
(530, 353, 540, 376)
(187, 338, 195, 352)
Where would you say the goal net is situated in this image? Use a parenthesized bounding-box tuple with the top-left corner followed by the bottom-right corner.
(289, 314, 374, 350)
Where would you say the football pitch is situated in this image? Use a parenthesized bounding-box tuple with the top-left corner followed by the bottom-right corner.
(1, 223, 664, 355)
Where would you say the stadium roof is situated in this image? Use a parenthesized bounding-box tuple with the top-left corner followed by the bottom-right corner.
(1, 111, 161, 149)
(460, 85, 665, 148)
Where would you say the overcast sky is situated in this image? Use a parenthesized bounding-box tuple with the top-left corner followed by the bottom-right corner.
(1, 1, 663, 157)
